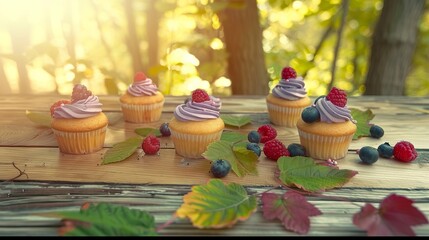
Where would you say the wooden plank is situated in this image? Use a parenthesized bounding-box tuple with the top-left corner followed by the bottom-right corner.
(0, 147, 427, 188)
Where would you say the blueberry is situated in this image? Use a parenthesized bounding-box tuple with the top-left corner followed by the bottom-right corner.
(358, 146, 379, 164)
(313, 95, 326, 104)
(159, 122, 171, 137)
(377, 142, 393, 158)
(210, 159, 231, 178)
(370, 125, 384, 139)
(301, 107, 320, 123)
(247, 130, 261, 143)
(246, 142, 261, 157)
(287, 143, 306, 157)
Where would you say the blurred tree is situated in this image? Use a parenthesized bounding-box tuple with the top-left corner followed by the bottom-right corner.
(124, 0, 144, 75)
(0, 59, 11, 94)
(146, 0, 161, 84)
(364, 0, 426, 95)
(218, 0, 269, 95)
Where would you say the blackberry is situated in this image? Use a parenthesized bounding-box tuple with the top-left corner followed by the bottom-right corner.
(287, 143, 306, 157)
(159, 122, 171, 137)
(210, 159, 231, 178)
(246, 142, 261, 157)
(247, 130, 261, 143)
(370, 125, 384, 139)
(358, 146, 379, 165)
(377, 142, 393, 158)
(301, 107, 320, 123)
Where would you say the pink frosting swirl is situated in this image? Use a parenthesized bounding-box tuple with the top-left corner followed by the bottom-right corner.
(314, 97, 356, 123)
(174, 96, 221, 121)
(272, 76, 307, 100)
(127, 78, 158, 96)
(53, 95, 102, 119)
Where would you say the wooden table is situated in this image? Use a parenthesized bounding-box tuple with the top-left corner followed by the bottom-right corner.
(1, 95, 428, 236)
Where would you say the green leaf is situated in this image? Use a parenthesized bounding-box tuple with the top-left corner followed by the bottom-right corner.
(25, 110, 51, 128)
(220, 131, 247, 143)
(175, 179, 257, 228)
(350, 108, 375, 140)
(277, 156, 358, 192)
(202, 140, 258, 177)
(134, 128, 162, 137)
(54, 202, 157, 236)
(101, 137, 141, 165)
(220, 114, 251, 128)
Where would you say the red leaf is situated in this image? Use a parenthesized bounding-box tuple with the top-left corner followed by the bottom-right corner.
(261, 191, 322, 234)
(353, 193, 429, 236)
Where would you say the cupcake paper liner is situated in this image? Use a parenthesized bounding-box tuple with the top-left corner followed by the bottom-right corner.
(267, 102, 305, 127)
(297, 129, 354, 160)
(121, 101, 164, 123)
(170, 129, 223, 159)
(53, 125, 107, 155)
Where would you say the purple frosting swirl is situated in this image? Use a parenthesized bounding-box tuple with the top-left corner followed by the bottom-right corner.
(272, 76, 307, 100)
(174, 96, 221, 121)
(314, 97, 356, 123)
(53, 95, 102, 119)
(127, 78, 158, 96)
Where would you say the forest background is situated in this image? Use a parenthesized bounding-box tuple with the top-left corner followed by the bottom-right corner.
(0, 0, 428, 97)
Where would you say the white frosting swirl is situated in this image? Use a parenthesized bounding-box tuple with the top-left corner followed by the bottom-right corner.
(272, 76, 307, 100)
(53, 95, 102, 119)
(127, 78, 158, 96)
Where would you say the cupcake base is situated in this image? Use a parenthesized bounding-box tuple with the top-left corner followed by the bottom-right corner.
(121, 101, 164, 123)
(53, 126, 107, 154)
(296, 119, 356, 160)
(169, 118, 224, 159)
(266, 94, 311, 127)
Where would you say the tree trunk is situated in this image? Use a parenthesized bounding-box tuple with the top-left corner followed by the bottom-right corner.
(0, 59, 12, 94)
(218, 0, 269, 95)
(364, 0, 425, 95)
(124, 0, 144, 75)
(146, 0, 160, 84)
(9, 18, 31, 94)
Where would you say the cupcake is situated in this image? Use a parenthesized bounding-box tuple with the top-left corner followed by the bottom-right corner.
(169, 89, 224, 159)
(120, 72, 164, 123)
(266, 66, 311, 127)
(296, 87, 357, 160)
(50, 84, 108, 154)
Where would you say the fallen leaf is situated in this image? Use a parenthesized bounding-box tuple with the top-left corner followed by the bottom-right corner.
(175, 179, 257, 229)
(350, 108, 375, 140)
(135, 128, 162, 137)
(101, 137, 141, 165)
(277, 156, 358, 192)
(353, 193, 429, 236)
(45, 202, 157, 236)
(220, 114, 252, 128)
(261, 191, 322, 234)
(202, 140, 259, 177)
(220, 131, 247, 143)
(25, 110, 51, 128)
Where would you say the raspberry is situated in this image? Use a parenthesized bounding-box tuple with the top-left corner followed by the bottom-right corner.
(326, 87, 347, 107)
(263, 139, 289, 161)
(159, 122, 171, 137)
(50, 100, 71, 116)
(210, 159, 231, 178)
(134, 72, 147, 82)
(71, 84, 92, 103)
(142, 135, 160, 155)
(281, 66, 297, 80)
(393, 141, 418, 163)
(257, 124, 277, 143)
(191, 89, 210, 103)
(247, 130, 261, 143)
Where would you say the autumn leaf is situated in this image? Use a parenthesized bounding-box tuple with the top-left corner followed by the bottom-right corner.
(220, 131, 247, 143)
(350, 108, 375, 140)
(220, 114, 252, 128)
(135, 128, 162, 137)
(202, 140, 259, 177)
(353, 193, 428, 236)
(277, 156, 358, 192)
(25, 110, 51, 128)
(175, 179, 257, 229)
(101, 137, 141, 165)
(49, 202, 157, 236)
(261, 191, 322, 234)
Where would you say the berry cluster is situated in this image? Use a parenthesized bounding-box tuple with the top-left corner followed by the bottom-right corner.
(50, 84, 93, 116)
(141, 135, 160, 155)
(134, 72, 147, 82)
(191, 89, 210, 103)
(358, 140, 418, 164)
(281, 66, 297, 80)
